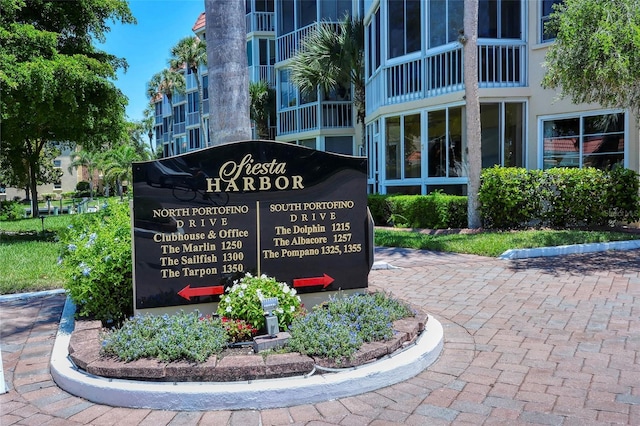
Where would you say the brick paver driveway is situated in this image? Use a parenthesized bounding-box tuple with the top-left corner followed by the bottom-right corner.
(1, 247, 639, 425)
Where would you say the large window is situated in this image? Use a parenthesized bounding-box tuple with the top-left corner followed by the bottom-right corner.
(479, 0, 521, 39)
(385, 113, 421, 179)
(429, 0, 464, 48)
(427, 107, 463, 177)
(541, 0, 562, 42)
(480, 102, 525, 168)
(325, 136, 353, 155)
(279, 69, 297, 108)
(388, 0, 421, 59)
(278, 0, 294, 34)
(321, 0, 351, 20)
(298, 0, 316, 28)
(542, 112, 625, 170)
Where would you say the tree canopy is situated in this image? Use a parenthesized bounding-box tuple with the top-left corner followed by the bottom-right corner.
(0, 0, 134, 215)
(542, 0, 640, 115)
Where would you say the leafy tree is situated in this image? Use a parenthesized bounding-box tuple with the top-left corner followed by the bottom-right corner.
(147, 68, 185, 156)
(0, 0, 133, 217)
(170, 36, 208, 147)
(205, 0, 252, 145)
(542, 0, 640, 115)
(288, 15, 365, 149)
(249, 80, 276, 140)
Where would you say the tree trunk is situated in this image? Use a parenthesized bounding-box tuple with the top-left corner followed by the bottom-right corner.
(28, 162, 39, 218)
(205, 0, 252, 145)
(464, 0, 482, 229)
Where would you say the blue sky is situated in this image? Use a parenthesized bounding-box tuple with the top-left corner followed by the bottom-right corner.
(99, 0, 205, 123)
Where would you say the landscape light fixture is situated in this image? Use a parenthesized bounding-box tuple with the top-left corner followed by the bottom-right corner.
(261, 297, 279, 337)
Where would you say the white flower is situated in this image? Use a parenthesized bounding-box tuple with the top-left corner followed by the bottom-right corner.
(238, 291, 244, 298)
(281, 284, 290, 294)
(289, 305, 295, 312)
(276, 307, 284, 314)
(225, 296, 231, 303)
(226, 305, 232, 313)
(290, 288, 297, 296)
(240, 283, 247, 290)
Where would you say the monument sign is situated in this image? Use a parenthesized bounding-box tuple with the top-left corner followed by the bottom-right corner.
(132, 140, 373, 312)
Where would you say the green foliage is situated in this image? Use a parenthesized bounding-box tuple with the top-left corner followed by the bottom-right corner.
(543, 0, 640, 115)
(58, 201, 133, 326)
(287, 292, 413, 363)
(479, 167, 640, 229)
(217, 273, 304, 331)
(220, 317, 258, 343)
(0, 200, 23, 221)
(101, 311, 228, 363)
(368, 193, 468, 229)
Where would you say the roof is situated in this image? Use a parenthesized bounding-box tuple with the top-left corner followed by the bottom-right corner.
(192, 12, 205, 32)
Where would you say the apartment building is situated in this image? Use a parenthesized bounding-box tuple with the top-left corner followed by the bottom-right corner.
(152, 0, 638, 196)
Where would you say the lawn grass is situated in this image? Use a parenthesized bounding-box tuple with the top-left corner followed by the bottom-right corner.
(2, 214, 640, 294)
(374, 228, 640, 257)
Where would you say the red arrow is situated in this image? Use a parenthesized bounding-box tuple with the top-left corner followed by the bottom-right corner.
(293, 274, 334, 289)
(178, 285, 225, 301)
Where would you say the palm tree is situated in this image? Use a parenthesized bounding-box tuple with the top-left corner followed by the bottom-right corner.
(142, 104, 155, 154)
(249, 80, 275, 140)
(463, 0, 482, 228)
(205, 0, 252, 145)
(147, 68, 185, 156)
(170, 36, 209, 147)
(68, 148, 100, 200)
(102, 144, 147, 200)
(289, 15, 365, 149)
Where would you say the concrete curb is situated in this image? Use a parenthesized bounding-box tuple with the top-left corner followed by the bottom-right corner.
(50, 296, 444, 411)
(0, 288, 65, 302)
(499, 240, 640, 260)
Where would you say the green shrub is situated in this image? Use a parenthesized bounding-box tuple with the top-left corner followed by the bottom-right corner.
(287, 292, 414, 363)
(0, 201, 24, 221)
(58, 201, 133, 326)
(101, 311, 228, 363)
(479, 166, 640, 229)
(382, 193, 467, 229)
(217, 273, 304, 331)
(367, 194, 392, 225)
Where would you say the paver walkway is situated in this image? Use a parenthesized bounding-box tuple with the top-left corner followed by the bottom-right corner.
(1, 247, 639, 425)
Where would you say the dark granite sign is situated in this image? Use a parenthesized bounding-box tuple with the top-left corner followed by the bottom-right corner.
(132, 140, 373, 310)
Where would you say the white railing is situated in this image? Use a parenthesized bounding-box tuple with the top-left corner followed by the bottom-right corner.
(249, 65, 276, 87)
(277, 23, 319, 63)
(322, 102, 352, 128)
(246, 12, 274, 33)
(478, 40, 526, 88)
(365, 42, 526, 113)
(278, 102, 353, 135)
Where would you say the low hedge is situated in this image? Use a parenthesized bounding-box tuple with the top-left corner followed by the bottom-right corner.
(367, 192, 467, 229)
(479, 166, 640, 229)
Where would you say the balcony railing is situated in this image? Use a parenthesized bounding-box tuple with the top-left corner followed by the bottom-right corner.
(365, 41, 526, 115)
(277, 23, 317, 63)
(187, 111, 199, 127)
(278, 101, 353, 135)
(249, 65, 276, 87)
(246, 12, 274, 33)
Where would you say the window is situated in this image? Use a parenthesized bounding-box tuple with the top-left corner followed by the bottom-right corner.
(279, 69, 297, 108)
(188, 92, 199, 114)
(173, 104, 185, 123)
(366, 8, 381, 77)
(320, 0, 351, 20)
(542, 112, 624, 170)
(480, 102, 525, 168)
(541, 0, 563, 42)
(325, 136, 353, 155)
(388, 0, 421, 59)
(255, 0, 274, 12)
(298, 138, 316, 149)
(479, 0, 521, 39)
(297, 0, 316, 28)
(429, 0, 464, 48)
(427, 107, 464, 177)
(189, 128, 200, 150)
(202, 75, 208, 100)
(278, 0, 294, 35)
(385, 113, 421, 179)
(247, 40, 253, 66)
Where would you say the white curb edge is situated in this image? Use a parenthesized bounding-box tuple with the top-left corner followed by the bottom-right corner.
(50, 297, 444, 411)
(499, 240, 640, 260)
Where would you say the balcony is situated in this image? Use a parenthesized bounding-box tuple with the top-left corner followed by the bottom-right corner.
(277, 23, 339, 63)
(249, 65, 276, 87)
(365, 41, 526, 115)
(278, 101, 353, 136)
(246, 12, 274, 33)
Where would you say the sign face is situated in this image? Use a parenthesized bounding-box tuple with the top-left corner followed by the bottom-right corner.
(132, 140, 373, 310)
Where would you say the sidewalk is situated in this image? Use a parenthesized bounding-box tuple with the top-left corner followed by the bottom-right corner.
(2, 247, 639, 425)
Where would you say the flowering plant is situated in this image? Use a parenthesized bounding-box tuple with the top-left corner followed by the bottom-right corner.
(220, 317, 258, 342)
(217, 273, 304, 331)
